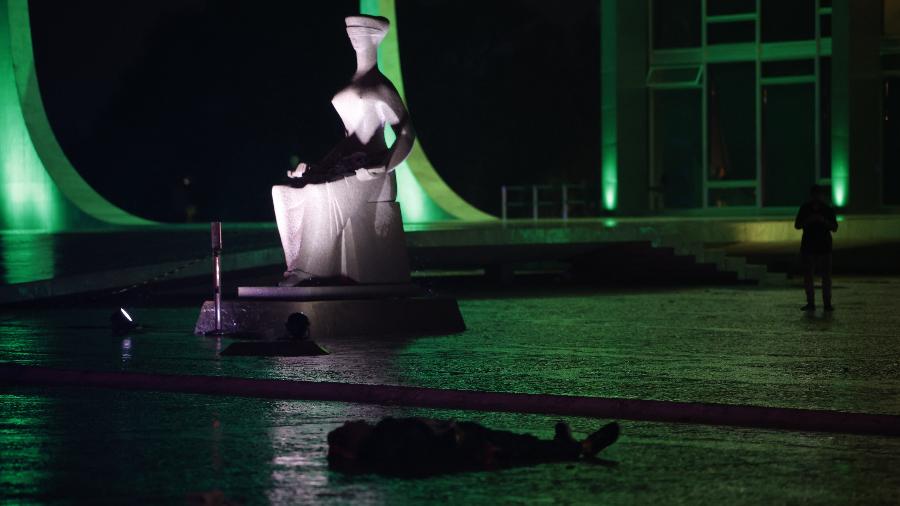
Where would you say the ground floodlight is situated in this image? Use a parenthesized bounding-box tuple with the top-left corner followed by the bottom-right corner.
(285, 312, 310, 340)
(110, 307, 138, 335)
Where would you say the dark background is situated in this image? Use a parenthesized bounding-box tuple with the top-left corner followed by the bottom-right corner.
(30, 0, 602, 222)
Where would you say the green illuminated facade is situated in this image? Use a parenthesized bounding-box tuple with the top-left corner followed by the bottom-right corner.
(600, 0, 618, 211)
(603, 0, 898, 213)
(4, 0, 898, 230)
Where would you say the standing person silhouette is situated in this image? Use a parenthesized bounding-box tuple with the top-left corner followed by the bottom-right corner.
(794, 184, 838, 311)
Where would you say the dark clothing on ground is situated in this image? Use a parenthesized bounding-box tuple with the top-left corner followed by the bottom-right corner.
(794, 201, 838, 256)
(327, 417, 619, 477)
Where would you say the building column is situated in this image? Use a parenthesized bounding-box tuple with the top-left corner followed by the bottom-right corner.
(831, 0, 882, 211)
(600, 0, 649, 215)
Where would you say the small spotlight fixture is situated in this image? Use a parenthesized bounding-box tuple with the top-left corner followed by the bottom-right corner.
(110, 307, 139, 336)
(285, 312, 310, 340)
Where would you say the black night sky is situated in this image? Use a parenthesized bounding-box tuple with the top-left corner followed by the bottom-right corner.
(30, 0, 602, 222)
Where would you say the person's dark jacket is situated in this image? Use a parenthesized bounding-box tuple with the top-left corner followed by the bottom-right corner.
(794, 201, 838, 255)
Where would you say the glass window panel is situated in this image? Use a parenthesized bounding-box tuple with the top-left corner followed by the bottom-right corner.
(707, 0, 756, 16)
(820, 57, 831, 179)
(762, 59, 815, 78)
(653, 0, 701, 49)
(653, 89, 702, 209)
(885, 78, 900, 205)
(761, 0, 815, 42)
(707, 21, 755, 44)
(886, 0, 900, 36)
(820, 14, 832, 38)
(708, 63, 757, 181)
(399, 0, 603, 214)
(884, 54, 900, 71)
(762, 84, 816, 206)
(648, 66, 702, 85)
(709, 187, 757, 207)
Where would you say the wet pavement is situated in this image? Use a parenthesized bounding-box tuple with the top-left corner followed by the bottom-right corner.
(2, 276, 900, 504)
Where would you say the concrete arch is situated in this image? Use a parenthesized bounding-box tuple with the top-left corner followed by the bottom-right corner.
(361, 0, 494, 222)
(1, 0, 491, 230)
(0, 0, 153, 230)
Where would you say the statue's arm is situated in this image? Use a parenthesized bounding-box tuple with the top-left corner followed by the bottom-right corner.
(379, 88, 416, 173)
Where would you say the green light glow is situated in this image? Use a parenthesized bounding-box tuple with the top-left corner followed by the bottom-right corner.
(601, 153, 618, 211)
(830, 21, 849, 210)
(384, 125, 451, 223)
(1, 0, 151, 231)
(3, 0, 485, 230)
(360, 0, 492, 223)
(831, 96, 848, 207)
(600, 0, 618, 211)
(0, 2, 63, 230)
(831, 159, 849, 208)
(0, 393, 50, 492)
(0, 232, 55, 284)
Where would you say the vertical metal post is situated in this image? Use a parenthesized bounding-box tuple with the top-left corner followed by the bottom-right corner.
(211, 221, 223, 333)
(532, 185, 539, 220)
(501, 185, 508, 222)
(562, 184, 569, 220)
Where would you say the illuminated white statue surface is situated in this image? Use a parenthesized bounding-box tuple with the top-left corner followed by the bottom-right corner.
(272, 15, 415, 286)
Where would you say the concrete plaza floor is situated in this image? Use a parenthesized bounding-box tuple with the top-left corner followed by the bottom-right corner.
(2, 276, 900, 504)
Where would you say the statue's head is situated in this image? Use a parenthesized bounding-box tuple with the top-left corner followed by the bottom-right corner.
(345, 15, 390, 50)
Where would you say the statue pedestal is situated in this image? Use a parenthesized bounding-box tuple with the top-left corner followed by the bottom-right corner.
(194, 285, 465, 340)
(272, 189, 412, 284)
(237, 283, 422, 300)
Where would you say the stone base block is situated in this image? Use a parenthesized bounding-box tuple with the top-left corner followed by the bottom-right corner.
(195, 296, 465, 340)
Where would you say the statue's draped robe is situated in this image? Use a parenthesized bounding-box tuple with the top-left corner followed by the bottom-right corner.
(271, 169, 409, 283)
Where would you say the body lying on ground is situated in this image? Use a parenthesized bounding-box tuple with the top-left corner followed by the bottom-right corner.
(327, 417, 620, 477)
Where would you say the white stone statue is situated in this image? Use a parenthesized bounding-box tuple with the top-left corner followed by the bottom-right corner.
(272, 15, 415, 287)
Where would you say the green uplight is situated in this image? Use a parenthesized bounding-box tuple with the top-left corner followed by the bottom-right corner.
(830, 52, 849, 209)
(601, 155, 618, 211)
(831, 123, 848, 207)
(831, 162, 848, 208)
(600, 0, 618, 212)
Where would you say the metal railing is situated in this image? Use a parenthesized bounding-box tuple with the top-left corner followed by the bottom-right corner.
(500, 183, 589, 221)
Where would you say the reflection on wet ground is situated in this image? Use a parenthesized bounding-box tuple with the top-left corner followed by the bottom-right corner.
(2, 277, 900, 503)
(4, 390, 899, 505)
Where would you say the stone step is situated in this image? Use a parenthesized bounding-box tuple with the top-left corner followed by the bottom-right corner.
(655, 237, 787, 286)
(738, 263, 769, 281)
